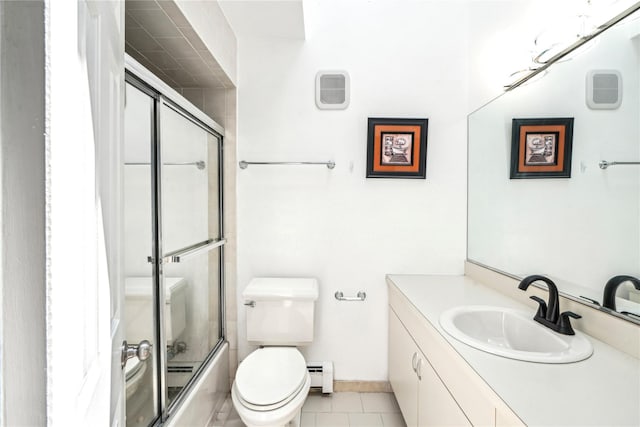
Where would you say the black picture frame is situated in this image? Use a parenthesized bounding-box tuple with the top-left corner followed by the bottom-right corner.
(510, 117, 574, 179)
(366, 118, 428, 179)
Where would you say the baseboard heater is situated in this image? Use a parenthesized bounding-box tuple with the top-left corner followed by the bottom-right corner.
(307, 361, 333, 394)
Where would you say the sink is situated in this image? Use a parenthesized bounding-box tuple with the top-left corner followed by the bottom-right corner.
(439, 306, 593, 363)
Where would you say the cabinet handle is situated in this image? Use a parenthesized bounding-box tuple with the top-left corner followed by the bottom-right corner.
(416, 358, 423, 380)
(411, 352, 418, 372)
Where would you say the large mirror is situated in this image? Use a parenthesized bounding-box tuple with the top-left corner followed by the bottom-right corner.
(468, 5, 640, 321)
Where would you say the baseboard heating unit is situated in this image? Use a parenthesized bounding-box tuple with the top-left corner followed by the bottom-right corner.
(307, 361, 333, 394)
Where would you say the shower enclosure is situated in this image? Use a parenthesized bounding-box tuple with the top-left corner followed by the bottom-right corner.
(123, 63, 226, 425)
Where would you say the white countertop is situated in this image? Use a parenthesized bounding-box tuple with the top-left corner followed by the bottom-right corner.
(387, 274, 640, 427)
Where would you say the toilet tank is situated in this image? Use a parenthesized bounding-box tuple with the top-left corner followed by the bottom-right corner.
(243, 277, 319, 346)
(125, 277, 188, 345)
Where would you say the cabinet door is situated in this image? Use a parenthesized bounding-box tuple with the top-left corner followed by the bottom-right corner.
(417, 354, 472, 427)
(389, 309, 419, 427)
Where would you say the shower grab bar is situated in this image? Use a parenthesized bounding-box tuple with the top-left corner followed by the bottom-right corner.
(334, 291, 367, 302)
(599, 160, 640, 169)
(147, 238, 226, 264)
(125, 161, 206, 170)
(239, 160, 335, 169)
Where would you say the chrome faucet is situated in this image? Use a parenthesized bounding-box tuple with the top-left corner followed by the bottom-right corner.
(602, 275, 640, 311)
(518, 275, 581, 335)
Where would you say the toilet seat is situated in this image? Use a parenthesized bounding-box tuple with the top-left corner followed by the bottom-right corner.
(125, 357, 144, 381)
(125, 358, 147, 399)
(234, 347, 308, 411)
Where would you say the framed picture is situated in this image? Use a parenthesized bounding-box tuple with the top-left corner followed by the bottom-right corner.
(366, 118, 428, 178)
(510, 118, 574, 179)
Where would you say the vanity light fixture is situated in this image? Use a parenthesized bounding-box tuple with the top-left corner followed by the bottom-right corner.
(505, 2, 640, 91)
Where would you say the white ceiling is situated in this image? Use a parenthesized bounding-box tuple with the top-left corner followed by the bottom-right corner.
(218, 0, 306, 39)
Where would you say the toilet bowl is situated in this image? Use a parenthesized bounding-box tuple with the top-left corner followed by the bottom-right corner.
(125, 357, 148, 399)
(231, 347, 311, 427)
(232, 278, 319, 427)
(124, 277, 187, 399)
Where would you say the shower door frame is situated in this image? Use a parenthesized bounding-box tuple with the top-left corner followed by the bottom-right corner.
(124, 56, 226, 424)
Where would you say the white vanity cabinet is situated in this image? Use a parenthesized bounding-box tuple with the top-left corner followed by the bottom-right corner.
(388, 280, 524, 427)
(389, 308, 471, 427)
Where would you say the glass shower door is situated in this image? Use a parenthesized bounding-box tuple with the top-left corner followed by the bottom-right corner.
(158, 100, 224, 406)
(123, 69, 225, 424)
(123, 81, 159, 426)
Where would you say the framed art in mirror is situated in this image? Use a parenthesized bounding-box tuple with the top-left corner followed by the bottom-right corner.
(510, 117, 574, 179)
(366, 117, 428, 178)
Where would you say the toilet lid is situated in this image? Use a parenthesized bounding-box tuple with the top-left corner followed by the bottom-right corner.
(235, 347, 307, 407)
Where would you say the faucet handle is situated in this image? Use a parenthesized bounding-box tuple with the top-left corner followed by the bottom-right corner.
(558, 311, 581, 335)
(529, 295, 547, 320)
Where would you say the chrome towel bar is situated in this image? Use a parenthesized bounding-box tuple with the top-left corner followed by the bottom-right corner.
(334, 291, 366, 302)
(125, 161, 206, 170)
(599, 160, 640, 169)
(239, 160, 335, 169)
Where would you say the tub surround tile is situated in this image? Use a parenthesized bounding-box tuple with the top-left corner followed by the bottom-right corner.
(128, 9, 181, 38)
(157, 1, 192, 29)
(226, 320, 237, 350)
(126, 0, 161, 10)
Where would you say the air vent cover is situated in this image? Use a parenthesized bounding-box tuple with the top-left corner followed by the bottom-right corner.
(316, 71, 350, 110)
(586, 70, 622, 109)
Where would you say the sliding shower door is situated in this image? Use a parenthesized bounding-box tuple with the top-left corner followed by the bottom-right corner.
(123, 70, 225, 426)
(123, 81, 159, 426)
(158, 101, 224, 406)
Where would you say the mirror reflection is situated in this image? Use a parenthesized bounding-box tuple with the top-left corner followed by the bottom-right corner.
(468, 7, 640, 319)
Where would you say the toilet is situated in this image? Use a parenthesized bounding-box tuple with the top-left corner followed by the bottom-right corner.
(232, 277, 319, 427)
(125, 357, 147, 399)
(124, 276, 188, 394)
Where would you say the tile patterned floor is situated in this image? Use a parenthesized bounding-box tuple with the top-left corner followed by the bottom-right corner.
(219, 392, 407, 427)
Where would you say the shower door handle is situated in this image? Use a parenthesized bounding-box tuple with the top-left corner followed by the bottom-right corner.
(121, 339, 152, 368)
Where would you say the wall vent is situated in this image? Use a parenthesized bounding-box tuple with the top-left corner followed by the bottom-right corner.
(586, 70, 622, 109)
(307, 361, 334, 394)
(316, 71, 350, 110)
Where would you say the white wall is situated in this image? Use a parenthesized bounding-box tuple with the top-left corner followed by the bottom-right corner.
(236, 0, 469, 381)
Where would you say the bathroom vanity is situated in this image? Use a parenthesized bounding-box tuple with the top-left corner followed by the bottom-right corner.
(387, 274, 640, 426)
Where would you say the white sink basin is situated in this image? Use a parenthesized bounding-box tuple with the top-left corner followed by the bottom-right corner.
(439, 306, 593, 363)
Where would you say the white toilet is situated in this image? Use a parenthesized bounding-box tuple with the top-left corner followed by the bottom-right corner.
(232, 277, 319, 427)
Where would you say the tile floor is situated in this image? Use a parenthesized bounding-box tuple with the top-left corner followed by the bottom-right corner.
(217, 392, 407, 427)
